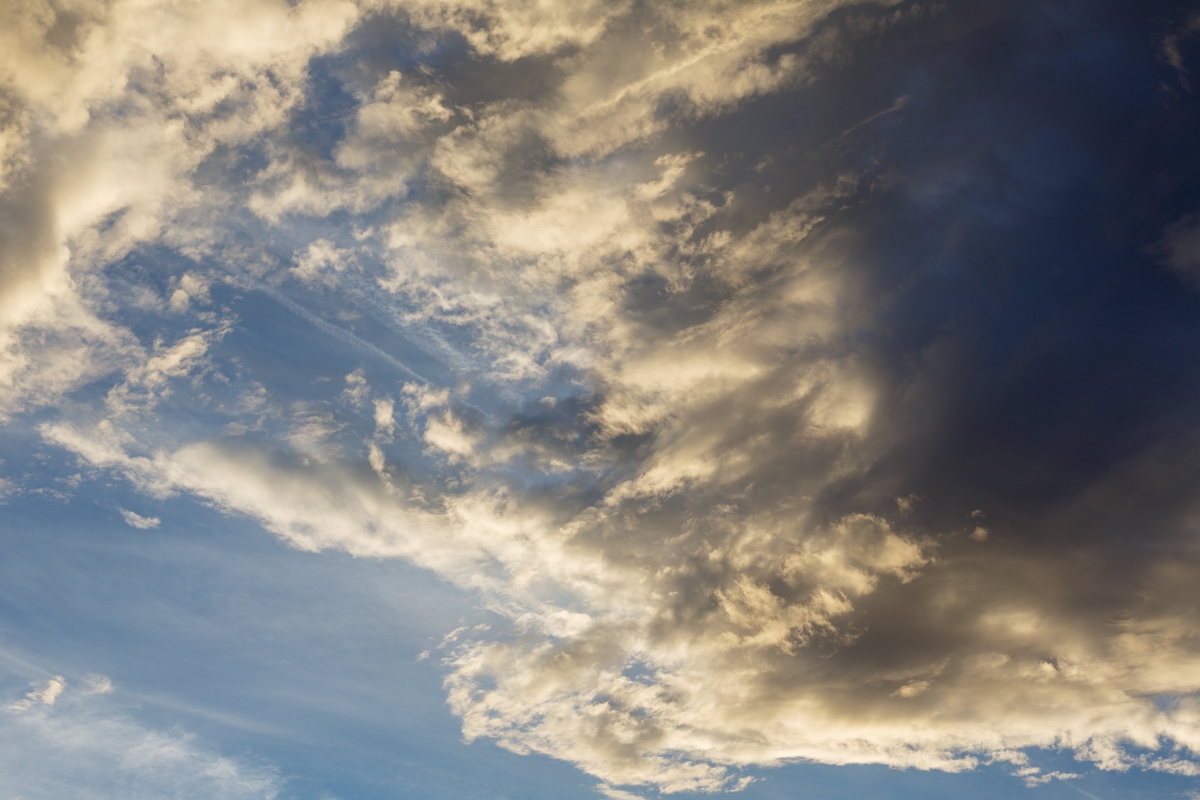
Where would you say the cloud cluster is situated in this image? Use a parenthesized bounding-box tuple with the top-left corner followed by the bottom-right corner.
(0, 0, 358, 419)
(5, 0, 1200, 796)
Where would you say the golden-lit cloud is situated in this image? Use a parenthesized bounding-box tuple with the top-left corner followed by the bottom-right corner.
(4, 0, 1200, 796)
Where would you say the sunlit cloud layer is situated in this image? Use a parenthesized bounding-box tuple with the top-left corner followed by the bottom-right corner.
(4, 0, 1200, 796)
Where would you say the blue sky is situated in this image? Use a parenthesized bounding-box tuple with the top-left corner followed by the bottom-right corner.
(3, 1, 1200, 798)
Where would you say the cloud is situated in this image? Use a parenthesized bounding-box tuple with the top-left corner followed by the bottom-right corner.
(0, 677, 279, 799)
(596, 784, 651, 800)
(251, 69, 456, 219)
(1158, 213, 1200, 285)
(40, 398, 1200, 793)
(392, 0, 631, 61)
(6, 676, 66, 713)
(103, 328, 224, 417)
(341, 369, 372, 409)
(168, 272, 213, 313)
(1161, 8, 1200, 82)
(398, 0, 871, 160)
(0, 0, 361, 421)
(292, 239, 357, 287)
(1019, 769, 1080, 788)
(286, 403, 346, 462)
(373, 397, 397, 440)
(6, 0, 1200, 796)
(82, 675, 115, 696)
(119, 509, 161, 530)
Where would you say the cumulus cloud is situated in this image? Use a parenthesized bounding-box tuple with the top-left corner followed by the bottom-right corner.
(168, 272, 212, 313)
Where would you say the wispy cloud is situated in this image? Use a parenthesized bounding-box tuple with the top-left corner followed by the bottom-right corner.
(0, 678, 279, 799)
(6, 676, 66, 713)
(119, 509, 161, 529)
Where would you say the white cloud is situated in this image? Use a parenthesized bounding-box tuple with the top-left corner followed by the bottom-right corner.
(31, 148, 1200, 791)
(342, 368, 371, 407)
(1020, 770, 1081, 787)
(104, 328, 223, 416)
(6, 676, 66, 713)
(373, 397, 397, 440)
(595, 784, 649, 800)
(383, 0, 871, 161)
(390, 0, 630, 61)
(41, 404, 1200, 792)
(292, 239, 356, 287)
(286, 404, 346, 462)
(7, 0, 1200, 796)
(168, 272, 212, 312)
(0, 680, 279, 799)
(119, 509, 161, 529)
(82, 675, 115, 696)
(0, 0, 361, 421)
(251, 68, 456, 219)
(0, 293, 137, 423)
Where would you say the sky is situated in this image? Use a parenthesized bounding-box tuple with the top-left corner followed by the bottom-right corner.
(3, 0, 1200, 798)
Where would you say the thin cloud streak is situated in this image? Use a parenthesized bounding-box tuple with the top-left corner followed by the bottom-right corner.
(257, 284, 430, 384)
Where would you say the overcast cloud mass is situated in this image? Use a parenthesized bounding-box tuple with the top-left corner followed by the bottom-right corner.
(4, 0, 1200, 798)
